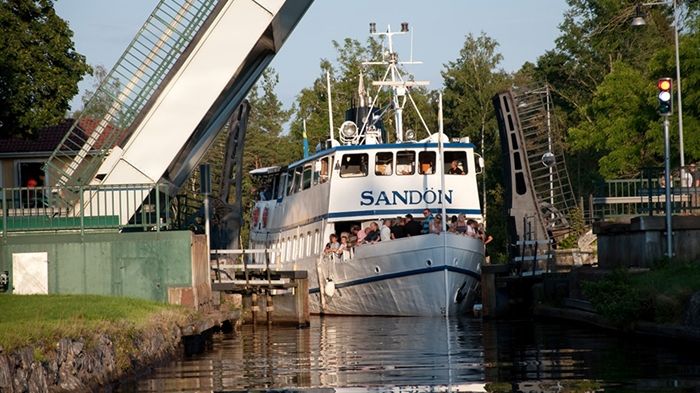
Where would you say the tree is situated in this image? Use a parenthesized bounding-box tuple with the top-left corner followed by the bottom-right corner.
(568, 61, 660, 178)
(0, 0, 91, 138)
(441, 32, 509, 261)
(289, 37, 437, 150)
(240, 68, 294, 245)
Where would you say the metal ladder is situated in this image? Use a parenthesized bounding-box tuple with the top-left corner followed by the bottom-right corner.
(512, 85, 577, 232)
(44, 0, 219, 203)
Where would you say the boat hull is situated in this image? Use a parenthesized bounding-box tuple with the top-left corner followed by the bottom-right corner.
(301, 233, 483, 317)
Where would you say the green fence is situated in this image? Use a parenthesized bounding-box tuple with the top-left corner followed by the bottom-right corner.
(592, 166, 700, 221)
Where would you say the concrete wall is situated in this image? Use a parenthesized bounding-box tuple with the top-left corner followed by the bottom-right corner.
(595, 216, 700, 268)
(0, 230, 202, 302)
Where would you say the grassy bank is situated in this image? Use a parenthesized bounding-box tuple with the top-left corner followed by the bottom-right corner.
(583, 263, 700, 326)
(0, 294, 192, 353)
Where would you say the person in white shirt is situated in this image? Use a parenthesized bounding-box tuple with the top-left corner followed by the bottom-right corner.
(380, 219, 392, 241)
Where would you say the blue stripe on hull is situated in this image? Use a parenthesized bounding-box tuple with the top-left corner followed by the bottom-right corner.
(309, 265, 480, 294)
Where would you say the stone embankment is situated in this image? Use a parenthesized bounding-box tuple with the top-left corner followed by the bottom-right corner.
(0, 310, 239, 392)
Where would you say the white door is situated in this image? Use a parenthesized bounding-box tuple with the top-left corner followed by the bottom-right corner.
(12, 252, 48, 294)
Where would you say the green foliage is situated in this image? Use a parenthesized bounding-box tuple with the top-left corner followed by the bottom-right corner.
(0, 294, 189, 352)
(582, 263, 700, 326)
(568, 61, 660, 178)
(240, 68, 294, 245)
(0, 0, 91, 138)
(582, 269, 652, 326)
(441, 32, 509, 261)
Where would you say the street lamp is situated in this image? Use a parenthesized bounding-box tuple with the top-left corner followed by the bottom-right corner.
(632, 1, 685, 175)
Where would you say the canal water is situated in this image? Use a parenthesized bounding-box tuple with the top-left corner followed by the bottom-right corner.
(119, 316, 700, 392)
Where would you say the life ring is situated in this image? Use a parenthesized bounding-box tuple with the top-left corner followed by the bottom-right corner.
(262, 207, 269, 228)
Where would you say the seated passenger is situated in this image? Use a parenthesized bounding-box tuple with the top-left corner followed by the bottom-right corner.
(419, 161, 433, 175)
(448, 160, 464, 175)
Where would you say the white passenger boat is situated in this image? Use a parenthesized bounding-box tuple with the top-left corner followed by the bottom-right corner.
(249, 24, 484, 317)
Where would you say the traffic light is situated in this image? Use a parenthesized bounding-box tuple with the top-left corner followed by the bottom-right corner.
(657, 78, 673, 116)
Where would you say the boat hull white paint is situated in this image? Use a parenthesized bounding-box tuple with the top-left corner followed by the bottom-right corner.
(298, 233, 482, 317)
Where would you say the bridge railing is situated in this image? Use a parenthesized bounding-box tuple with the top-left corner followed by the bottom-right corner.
(0, 183, 171, 235)
(591, 166, 700, 221)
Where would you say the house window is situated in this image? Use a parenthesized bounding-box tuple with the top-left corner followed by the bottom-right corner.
(16, 161, 46, 188)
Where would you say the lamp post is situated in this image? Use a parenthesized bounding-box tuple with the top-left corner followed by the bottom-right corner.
(633, 1, 685, 175)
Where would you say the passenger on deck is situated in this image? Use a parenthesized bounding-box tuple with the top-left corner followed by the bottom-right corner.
(364, 222, 381, 243)
(336, 235, 350, 259)
(448, 215, 458, 232)
(380, 219, 392, 241)
(430, 214, 443, 234)
(324, 234, 340, 255)
(348, 225, 361, 247)
(466, 219, 478, 238)
(421, 209, 434, 234)
(390, 217, 405, 239)
(455, 214, 468, 234)
(404, 214, 422, 237)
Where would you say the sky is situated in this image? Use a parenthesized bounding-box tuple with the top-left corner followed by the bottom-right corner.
(54, 0, 569, 111)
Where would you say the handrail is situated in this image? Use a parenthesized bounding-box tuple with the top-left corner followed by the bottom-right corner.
(0, 183, 170, 235)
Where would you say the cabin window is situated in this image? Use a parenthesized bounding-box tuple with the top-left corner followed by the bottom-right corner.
(418, 152, 436, 175)
(375, 152, 393, 176)
(306, 232, 312, 256)
(285, 170, 294, 196)
(315, 157, 331, 184)
(302, 163, 312, 190)
(295, 167, 304, 193)
(444, 151, 467, 175)
(314, 230, 320, 254)
(339, 153, 368, 178)
(292, 235, 298, 260)
(396, 151, 415, 175)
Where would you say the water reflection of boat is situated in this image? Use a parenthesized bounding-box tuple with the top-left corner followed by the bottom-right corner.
(249, 24, 484, 317)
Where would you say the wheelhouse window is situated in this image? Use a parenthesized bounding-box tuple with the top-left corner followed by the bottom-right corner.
(444, 151, 467, 175)
(314, 157, 331, 185)
(339, 153, 368, 178)
(418, 151, 436, 175)
(375, 152, 393, 176)
(396, 151, 415, 176)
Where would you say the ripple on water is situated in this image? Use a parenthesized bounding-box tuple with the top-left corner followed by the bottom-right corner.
(117, 316, 700, 392)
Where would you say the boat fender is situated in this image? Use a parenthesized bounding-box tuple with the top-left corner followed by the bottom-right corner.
(325, 279, 336, 298)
